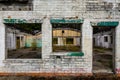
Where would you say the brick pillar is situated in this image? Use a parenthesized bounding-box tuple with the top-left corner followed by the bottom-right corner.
(0, 22, 6, 66)
(115, 21, 120, 75)
(42, 17, 52, 59)
(82, 19, 93, 73)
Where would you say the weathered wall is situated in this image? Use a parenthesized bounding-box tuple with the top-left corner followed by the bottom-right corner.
(0, 0, 120, 75)
(25, 35, 42, 48)
(42, 17, 52, 59)
(0, 0, 119, 19)
(7, 33, 16, 50)
(0, 19, 5, 66)
(115, 21, 120, 74)
(93, 31, 112, 48)
(33, 0, 119, 19)
(81, 19, 93, 73)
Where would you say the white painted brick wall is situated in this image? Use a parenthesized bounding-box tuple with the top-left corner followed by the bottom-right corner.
(0, 19, 6, 66)
(42, 17, 52, 59)
(0, 0, 119, 74)
(115, 21, 120, 73)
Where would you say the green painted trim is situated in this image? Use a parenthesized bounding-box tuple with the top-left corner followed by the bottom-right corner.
(4, 19, 27, 23)
(4, 18, 84, 24)
(91, 21, 119, 27)
(97, 21, 119, 27)
(67, 52, 84, 56)
(50, 19, 84, 23)
(3, 19, 43, 23)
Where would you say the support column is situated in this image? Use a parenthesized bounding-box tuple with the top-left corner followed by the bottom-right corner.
(13, 32, 16, 49)
(115, 22, 120, 75)
(42, 17, 52, 59)
(58, 37, 63, 46)
(21, 36, 23, 48)
(0, 22, 5, 66)
(58, 37, 60, 46)
(20, 36, 22, 48)
(82, 19, 93, 73)
(11, 33, 14, 49)
(23, 36, 26, 47)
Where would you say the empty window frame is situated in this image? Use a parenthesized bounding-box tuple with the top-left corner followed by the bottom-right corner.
(6, 23, 42, 59)
(52, 23, 81, 52)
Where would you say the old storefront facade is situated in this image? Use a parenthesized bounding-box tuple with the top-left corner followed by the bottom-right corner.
(0, 0, 120, 76)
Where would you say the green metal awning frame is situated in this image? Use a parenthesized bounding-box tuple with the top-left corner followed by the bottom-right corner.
(3, 19, 26, 23)
(50, 19, 84, 23)
(67, 52, 84, 56)
(3, 18, 84, 24)
(3, 19, 43, 23)
(91, 21, 119, 27)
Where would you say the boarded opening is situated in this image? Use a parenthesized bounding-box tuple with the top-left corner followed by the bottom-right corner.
(6, 23, 42, 59)
(52, 23, 82, 52)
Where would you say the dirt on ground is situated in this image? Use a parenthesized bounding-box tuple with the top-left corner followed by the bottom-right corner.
(0, 74, 119, 80)
(93, 47, 113, 73)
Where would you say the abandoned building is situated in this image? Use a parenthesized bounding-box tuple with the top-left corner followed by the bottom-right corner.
(0, 0, 120, 76)
(93, 30, 113, 48)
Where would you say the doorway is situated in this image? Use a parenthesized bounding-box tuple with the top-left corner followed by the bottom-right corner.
(93, 26, 115, 73)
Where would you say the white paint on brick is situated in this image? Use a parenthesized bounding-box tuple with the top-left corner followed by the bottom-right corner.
(82, 19, 93, 73)
(0, 0, 119, 74)
(0, 19, 5, 66)
(115, 21, 120, 73)
(42, 17, 52, 59)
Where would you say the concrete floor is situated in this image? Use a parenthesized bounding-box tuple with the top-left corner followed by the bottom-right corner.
(7, 48, 41, 59)
(93, 48, 113, 73)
